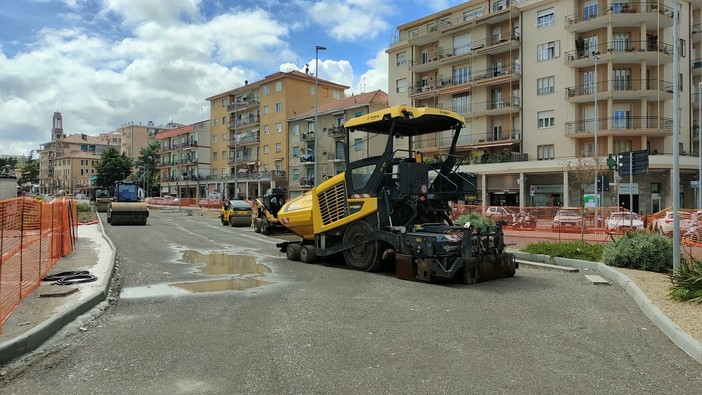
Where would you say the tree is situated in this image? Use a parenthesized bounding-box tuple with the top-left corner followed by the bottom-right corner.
(135, 143, 160, 197)
(94, 147, 133, 189)
(17, 157, 39, 186)
(562, 156, 607, 240)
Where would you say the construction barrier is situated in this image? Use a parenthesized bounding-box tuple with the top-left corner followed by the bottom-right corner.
(451, 204, 702, 257)
(0, 197, 77, 334)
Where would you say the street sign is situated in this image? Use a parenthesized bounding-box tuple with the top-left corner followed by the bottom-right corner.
(529, 185, 536, 196)
(692, 181, 699, 189)
(618, 150, 649, 177)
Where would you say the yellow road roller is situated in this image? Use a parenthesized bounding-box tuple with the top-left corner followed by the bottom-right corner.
(107, 181, 149, 225)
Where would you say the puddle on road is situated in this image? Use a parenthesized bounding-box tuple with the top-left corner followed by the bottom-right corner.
(179, 250, 272, 275)
(120, 278, 273, 299)
(120, 250, 274, 299)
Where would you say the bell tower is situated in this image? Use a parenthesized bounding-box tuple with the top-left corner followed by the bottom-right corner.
(52, 111, 64, 141)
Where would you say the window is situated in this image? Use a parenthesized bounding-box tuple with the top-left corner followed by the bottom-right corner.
(538, 110, 555, 128)
(221, 98, 227, 106)
(213, 119, 218, 126)
(310, 84, 316, 96)
(537, 76, 555, 95)
(262, 85, 269, 95)
(463, 8, 483, 21)
(222, 116, 226, 125)
(264, 125, 270, 134)
(293, 146, 300, 157)
(275, 163, 282, 172)
(263, 164, 270, 172)
(408, 29, 419, 39)
(222, 150, 226, 160)
(537, 144, 555, 160)
(275, 103, 282, 113)
(292, 168, 300, 181)
(275, 123, 282, 133)
(213, 152, 218, 161)
(275, 81, 282, 92)
(263, 144, 270, 154)
(292, 124, 300, 136)
(263, 105, 269, 115)
(614, 140, 632, 153)
(453, 65, 471, 84)
(452, 92, 471, 114)
(222, 133, 227, 141)
(583, 0, 598, 20)
(396, 51, 407, 67)
(213, 135, 218, 143)
(613, 110, 631, 129)
(537, 7, 554, 27)
(275, 143, 282, 153)
(354, 137, 362, 152)
(613, 69, 631, 90)
(333, 90, 340, 99)
(612, 33, 630, 52)
(537, 41, 559, 61)
(453, 33, 471, 55)
(396, 78, 407, 93)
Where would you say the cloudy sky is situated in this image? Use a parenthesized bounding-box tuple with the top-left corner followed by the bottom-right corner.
(0, 0, 465, 157)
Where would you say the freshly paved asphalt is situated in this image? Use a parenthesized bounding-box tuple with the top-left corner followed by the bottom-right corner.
(1, 208, 701, 394)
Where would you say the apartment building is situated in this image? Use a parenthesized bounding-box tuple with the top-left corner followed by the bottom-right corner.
(286, 89, 390, 197)
(206, 70, 348, 200)
(155, 120, 211, 198)
(387, 0, 700, 214)
(38, 112, 111, 194)
(116, 122, 157, 160)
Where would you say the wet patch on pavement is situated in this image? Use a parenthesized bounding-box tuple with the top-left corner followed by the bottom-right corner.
(120, 250, 274, 299)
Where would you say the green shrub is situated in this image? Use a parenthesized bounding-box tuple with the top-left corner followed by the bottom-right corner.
(602, 231, 673, 272)
(454, 213, 494, 231)
(76, 202, 92, 213)
(522, 241, 603, 262)
(669, 258, 702, 303)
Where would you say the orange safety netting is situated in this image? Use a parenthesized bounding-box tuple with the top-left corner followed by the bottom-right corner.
(0, 197, 77, 334)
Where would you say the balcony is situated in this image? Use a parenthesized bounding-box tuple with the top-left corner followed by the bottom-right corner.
(327, 152, 344, 162)
(302, 132, 316, 142)
(227, 96, 259, 112)
(227, 154, 259, 166)
(693, 58, 702, 77)
(300, 177, 315, 187)
(565, 2, 674, 33)
(565, 41, 674, 67)
(227, 134, 260, 148)
(564, 79, 673, 103)
(467, 97, 521, 117)
(228, 115, 260, 129)
(460, 129, 522, 148)
(436, 63, 520, 96)
(327, 126, 345, 138)
(299, 152, 315, 165)
(564, 116, 674, 138)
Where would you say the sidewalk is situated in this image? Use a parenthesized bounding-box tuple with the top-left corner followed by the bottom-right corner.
(0, 220, 115, 364)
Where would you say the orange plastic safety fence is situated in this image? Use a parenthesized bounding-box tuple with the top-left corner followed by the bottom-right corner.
(0, 197, 77, 335)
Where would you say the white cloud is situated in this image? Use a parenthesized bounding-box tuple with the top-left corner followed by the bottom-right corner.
(352, 49, 388, 94)
(308, 0, 393, 41)
(100, 0, 203, 27)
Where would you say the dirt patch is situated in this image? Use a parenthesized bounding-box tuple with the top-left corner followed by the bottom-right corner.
(77, 211, 98, 223)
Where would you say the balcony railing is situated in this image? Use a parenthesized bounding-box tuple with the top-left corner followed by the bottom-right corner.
(565, 41, 673, 63)
(302, 132, 315, 142)
(565, 2, 673, 27)
(300, 177, 315, 187)
(565, 79, 673, 98)
(468, 129, 522, 145)
(227, 97, 259, 111)
(327, 126, 345, 138)
(693, 58, 702, 71)
(565, 116, 674, 134)
(229, 115, 260, 129)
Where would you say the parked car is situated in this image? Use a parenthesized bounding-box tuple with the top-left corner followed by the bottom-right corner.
(220, 199, 253, 227)
(606, 211, 644, 231)
(485, 206, 514, 223)
(653, 211, 692, 235)
(552, 208, 583, 229)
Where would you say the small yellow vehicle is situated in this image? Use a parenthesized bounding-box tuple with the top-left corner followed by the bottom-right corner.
(220, 199, 253, 227)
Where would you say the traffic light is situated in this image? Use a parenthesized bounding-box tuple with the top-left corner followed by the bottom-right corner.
(596, 174, 609, 192)
(607, 154, 618, 170)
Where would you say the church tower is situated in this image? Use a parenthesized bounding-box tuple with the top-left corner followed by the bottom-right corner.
(52, 111, 64, 141)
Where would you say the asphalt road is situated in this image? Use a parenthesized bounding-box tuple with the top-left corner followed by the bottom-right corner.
(2, 209, 701, 394)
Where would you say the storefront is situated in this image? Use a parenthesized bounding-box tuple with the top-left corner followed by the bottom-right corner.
(530, 184, 562, 207)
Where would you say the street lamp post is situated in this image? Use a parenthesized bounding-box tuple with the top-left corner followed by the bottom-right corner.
(314, 45, 327, 186)
(593, 51, 600, 227)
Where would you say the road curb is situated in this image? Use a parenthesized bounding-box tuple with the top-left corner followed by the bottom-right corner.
(512, 251, 702, 364)
(0, 215, 117, 365)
